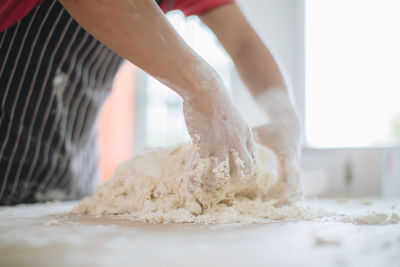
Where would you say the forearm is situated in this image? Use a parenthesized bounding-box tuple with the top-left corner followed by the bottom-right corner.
(60, 0, 220, 100)
(256, 89, 300, 129)
(200, 3, 285, 97)
(233, 38, 286, 97)
(231, 31, 300, 127)
(231, 27, 298, 125)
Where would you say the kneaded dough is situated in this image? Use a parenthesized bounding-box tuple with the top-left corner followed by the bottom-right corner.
(73, 144, 304, 223)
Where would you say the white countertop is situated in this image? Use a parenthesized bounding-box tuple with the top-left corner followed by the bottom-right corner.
(0, 198, 399, 267)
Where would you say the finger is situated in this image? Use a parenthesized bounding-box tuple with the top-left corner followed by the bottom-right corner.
(197, 141, 210, 159)
(231, 144, 253, 176)
(251, 127, 262, 143)
(202, 156, 221, 191)
(188, 150, 200, 170)
(242, 148, 254, 175)
(241, 135, 255, 175)
(192, 133, 201, 147)
(246, 133, 257, 160)
(211, 145, 230, 165)
(280, 159, 303, 201)
(282, 159, 301, 183)
(191, 134, 211, 159)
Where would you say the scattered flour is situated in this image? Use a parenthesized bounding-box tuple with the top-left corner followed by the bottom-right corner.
(352, 213, 389, 225)
(390, 212, 400, 223)
(343, 212, 400, 225)
(43, 220, 62, 226)
(73, 144, 306, 223)
(314, 237, 341, 246)
(359, 199, 372, 206)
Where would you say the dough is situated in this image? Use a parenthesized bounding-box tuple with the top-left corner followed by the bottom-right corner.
(73, 144, 305, 223)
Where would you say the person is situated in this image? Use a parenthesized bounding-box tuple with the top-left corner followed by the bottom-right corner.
(0, 0, 301, 205)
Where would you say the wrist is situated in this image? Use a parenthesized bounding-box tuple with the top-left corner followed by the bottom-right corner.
(182, 64, 228, 107)
(184, 83, 230, 117)
(256, 87, 302, 149)
(173, 56, 222, 102)
(256, 88, 298, 123)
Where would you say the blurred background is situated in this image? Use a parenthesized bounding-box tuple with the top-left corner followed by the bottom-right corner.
(98, 0, 400, 198)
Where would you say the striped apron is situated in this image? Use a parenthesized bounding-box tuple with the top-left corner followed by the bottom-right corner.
(0, 0, 123, 204)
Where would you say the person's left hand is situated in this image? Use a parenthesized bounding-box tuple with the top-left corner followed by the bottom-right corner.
(252, 118, 302, 203)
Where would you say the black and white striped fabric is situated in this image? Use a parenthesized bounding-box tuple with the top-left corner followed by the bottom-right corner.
(0, 0, 123, 204)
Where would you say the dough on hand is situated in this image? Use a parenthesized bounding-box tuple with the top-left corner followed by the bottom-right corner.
(73, 144, 304, 223)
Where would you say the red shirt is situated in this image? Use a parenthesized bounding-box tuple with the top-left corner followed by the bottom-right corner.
(0, 0, 45, 32)
(0, 0, 235, 33)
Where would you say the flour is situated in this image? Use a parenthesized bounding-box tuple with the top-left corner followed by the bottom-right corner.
(73, 143, 305, 223)
(43, 220, 62, 226)
(314, 237, 341, 246)
(349, 212, 400, 225)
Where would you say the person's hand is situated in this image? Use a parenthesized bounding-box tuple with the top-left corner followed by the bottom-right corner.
(253, 88, 302, 203)
(253, 121, 299, 164)
(183, 85, 256, 192)
(252, 121, 301, 202)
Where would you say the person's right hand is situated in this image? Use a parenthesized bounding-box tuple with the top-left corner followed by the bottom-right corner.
(183, 84, 256, 192)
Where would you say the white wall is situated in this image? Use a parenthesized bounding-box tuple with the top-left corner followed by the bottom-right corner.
(301, 148, 382, 197)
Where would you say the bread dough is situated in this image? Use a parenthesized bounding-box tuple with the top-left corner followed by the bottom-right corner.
(73, 143, 304, 223)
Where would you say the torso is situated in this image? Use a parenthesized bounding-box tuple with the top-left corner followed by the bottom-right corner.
(0, 0, 122, 204)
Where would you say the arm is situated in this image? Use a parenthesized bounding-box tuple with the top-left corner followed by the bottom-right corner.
(60, 0, 213, 99)
(199, 3, 285, 96)
(200, 3, 302, 200)
(59, 0, 255, 171)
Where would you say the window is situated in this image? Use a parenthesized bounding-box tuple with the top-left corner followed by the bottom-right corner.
(305, 0, 400, 148)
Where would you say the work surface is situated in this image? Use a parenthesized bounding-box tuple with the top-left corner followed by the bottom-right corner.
(0, 199, 399, 267)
